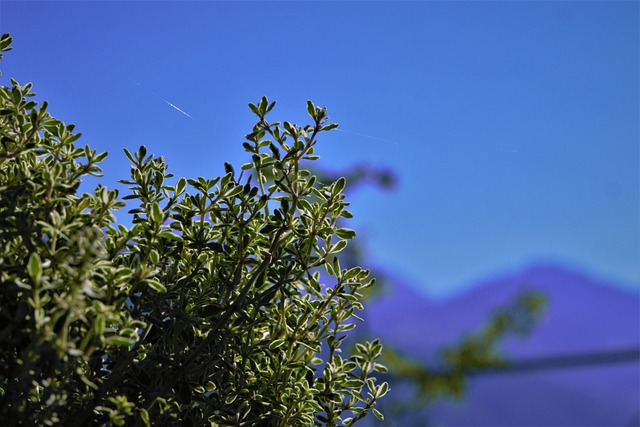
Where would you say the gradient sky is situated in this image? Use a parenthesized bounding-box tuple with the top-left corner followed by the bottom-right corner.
(1, 1, 638, 298)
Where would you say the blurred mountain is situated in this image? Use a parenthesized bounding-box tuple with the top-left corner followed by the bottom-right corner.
(363, 263, 640, 426)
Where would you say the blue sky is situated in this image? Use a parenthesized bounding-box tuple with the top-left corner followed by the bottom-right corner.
(1, 1, 638, 297)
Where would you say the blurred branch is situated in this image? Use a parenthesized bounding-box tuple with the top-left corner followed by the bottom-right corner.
(469, 346, 640, 375)
(378, 291, 549, 402)
(317, 165, 397, 191)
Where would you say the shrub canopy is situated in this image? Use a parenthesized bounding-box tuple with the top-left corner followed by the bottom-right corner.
(0, 34, 387, 426)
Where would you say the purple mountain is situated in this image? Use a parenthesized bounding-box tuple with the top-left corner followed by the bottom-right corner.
(363, 263, 640, 426)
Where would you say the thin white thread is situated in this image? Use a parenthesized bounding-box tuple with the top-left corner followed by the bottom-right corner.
(498, 148, 529, 155)
(274, 100, 399, 146)
(335, 128, 400, 146)
(133, 80, 195, 120)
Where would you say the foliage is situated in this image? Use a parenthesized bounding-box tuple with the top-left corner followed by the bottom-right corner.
(314, 164, 547, 425)
(373, 290, 546, 425)
(304, 171, 546, 425)
(0, 34, 388, 426)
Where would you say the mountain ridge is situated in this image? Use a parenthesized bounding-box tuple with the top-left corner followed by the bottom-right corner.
(364, 261, 640, 426)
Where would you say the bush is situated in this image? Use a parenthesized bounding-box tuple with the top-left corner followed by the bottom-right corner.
(0, 33, 387, 426)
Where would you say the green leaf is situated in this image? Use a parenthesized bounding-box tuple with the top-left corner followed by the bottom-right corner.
(268, 339, 285, 350)
(321, 123, 339, 131)
(0, 33, 12, 52)
(136, 145, 147, 162)
(28, 253, 42, 283)
(331, 240, 348, 254)
(159, 230, 183, 242)
(372, 408, 384, 420)
(376, 382, 389, 398)
(340, 209, 354, 219)
(374, 363, 389, 373)
(366, 378, 376, 393)
(149, 202, 163, 224)
(226, 184, 244, 198)
(105, 335, 135, 347)
(224, 162, 235, 175)
(258, 96, 269, 115)
(95, 151, 108, 163)
(325, 259, 334, 276)
(306, 100, 316, 118)
(140, 409, 151, 427)
(248, 102, 260, 116)
(335, 228, 356, 240)
(332, 256, 341, 275)
(206, 242, 224, 252)
(146, 278, 167, 293)
(340, 323, 356, 332)
(344, 379, 364, 388)
(333, 177, 346, 194)
(175, 177, 186, 196)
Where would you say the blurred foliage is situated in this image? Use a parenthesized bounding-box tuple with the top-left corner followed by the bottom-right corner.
(0, 34, 388, 426)
(312, 128, 548, 426)
(377, 291, 546, 424)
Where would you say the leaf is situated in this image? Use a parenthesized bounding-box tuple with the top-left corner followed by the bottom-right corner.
(321, 123, 339, 131)
(366, 378, 376, 393)
(372, 408, 384, 421)
(136, 145, 147, 162)
(306, 100, 316, 118)
(175, 177, 186, 196)
(258, 96, 268, 115)
(259, 224, 279, 234)
(331, 240, 348, 253)
(205, 242, 224, 252)
(335, 228, 356, 240)
(28, 253, 42, 283)
(248, 102, 260, 116)
(94, 151, 108, 163)
(374, 363, 389, 373)
(333, 177, 346, 194)
(376, 381, 389, 398)
(340, 323, 356, 332)
(104, 335, 135, 347)
(224, 162, 235, 175)
(226, 184, 244, 198)
(140, 409, 151, 427)
(149, 202, 163, 224)
(340, 209, 354, 219)
(0, 33, 12, 51)
(268, 339, 285, 350)
(344, 379, 364, 388)
(325, 259, 334, 276)
(332, 256, 341, 275)
(269, 143, 281, 160)
(146, 278, 167, 293)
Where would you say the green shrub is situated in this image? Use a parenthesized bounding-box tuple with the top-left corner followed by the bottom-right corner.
(0, 33, 387, 426)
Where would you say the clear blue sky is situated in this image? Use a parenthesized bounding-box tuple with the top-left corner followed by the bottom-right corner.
(2, 1, 638, 297)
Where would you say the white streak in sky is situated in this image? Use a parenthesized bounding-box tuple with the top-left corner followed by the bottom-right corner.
(335, 128, 400, 145)
(134, 80, 195, 120)
(272, 100, 399, 145)
(498, 148, 529, 155)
